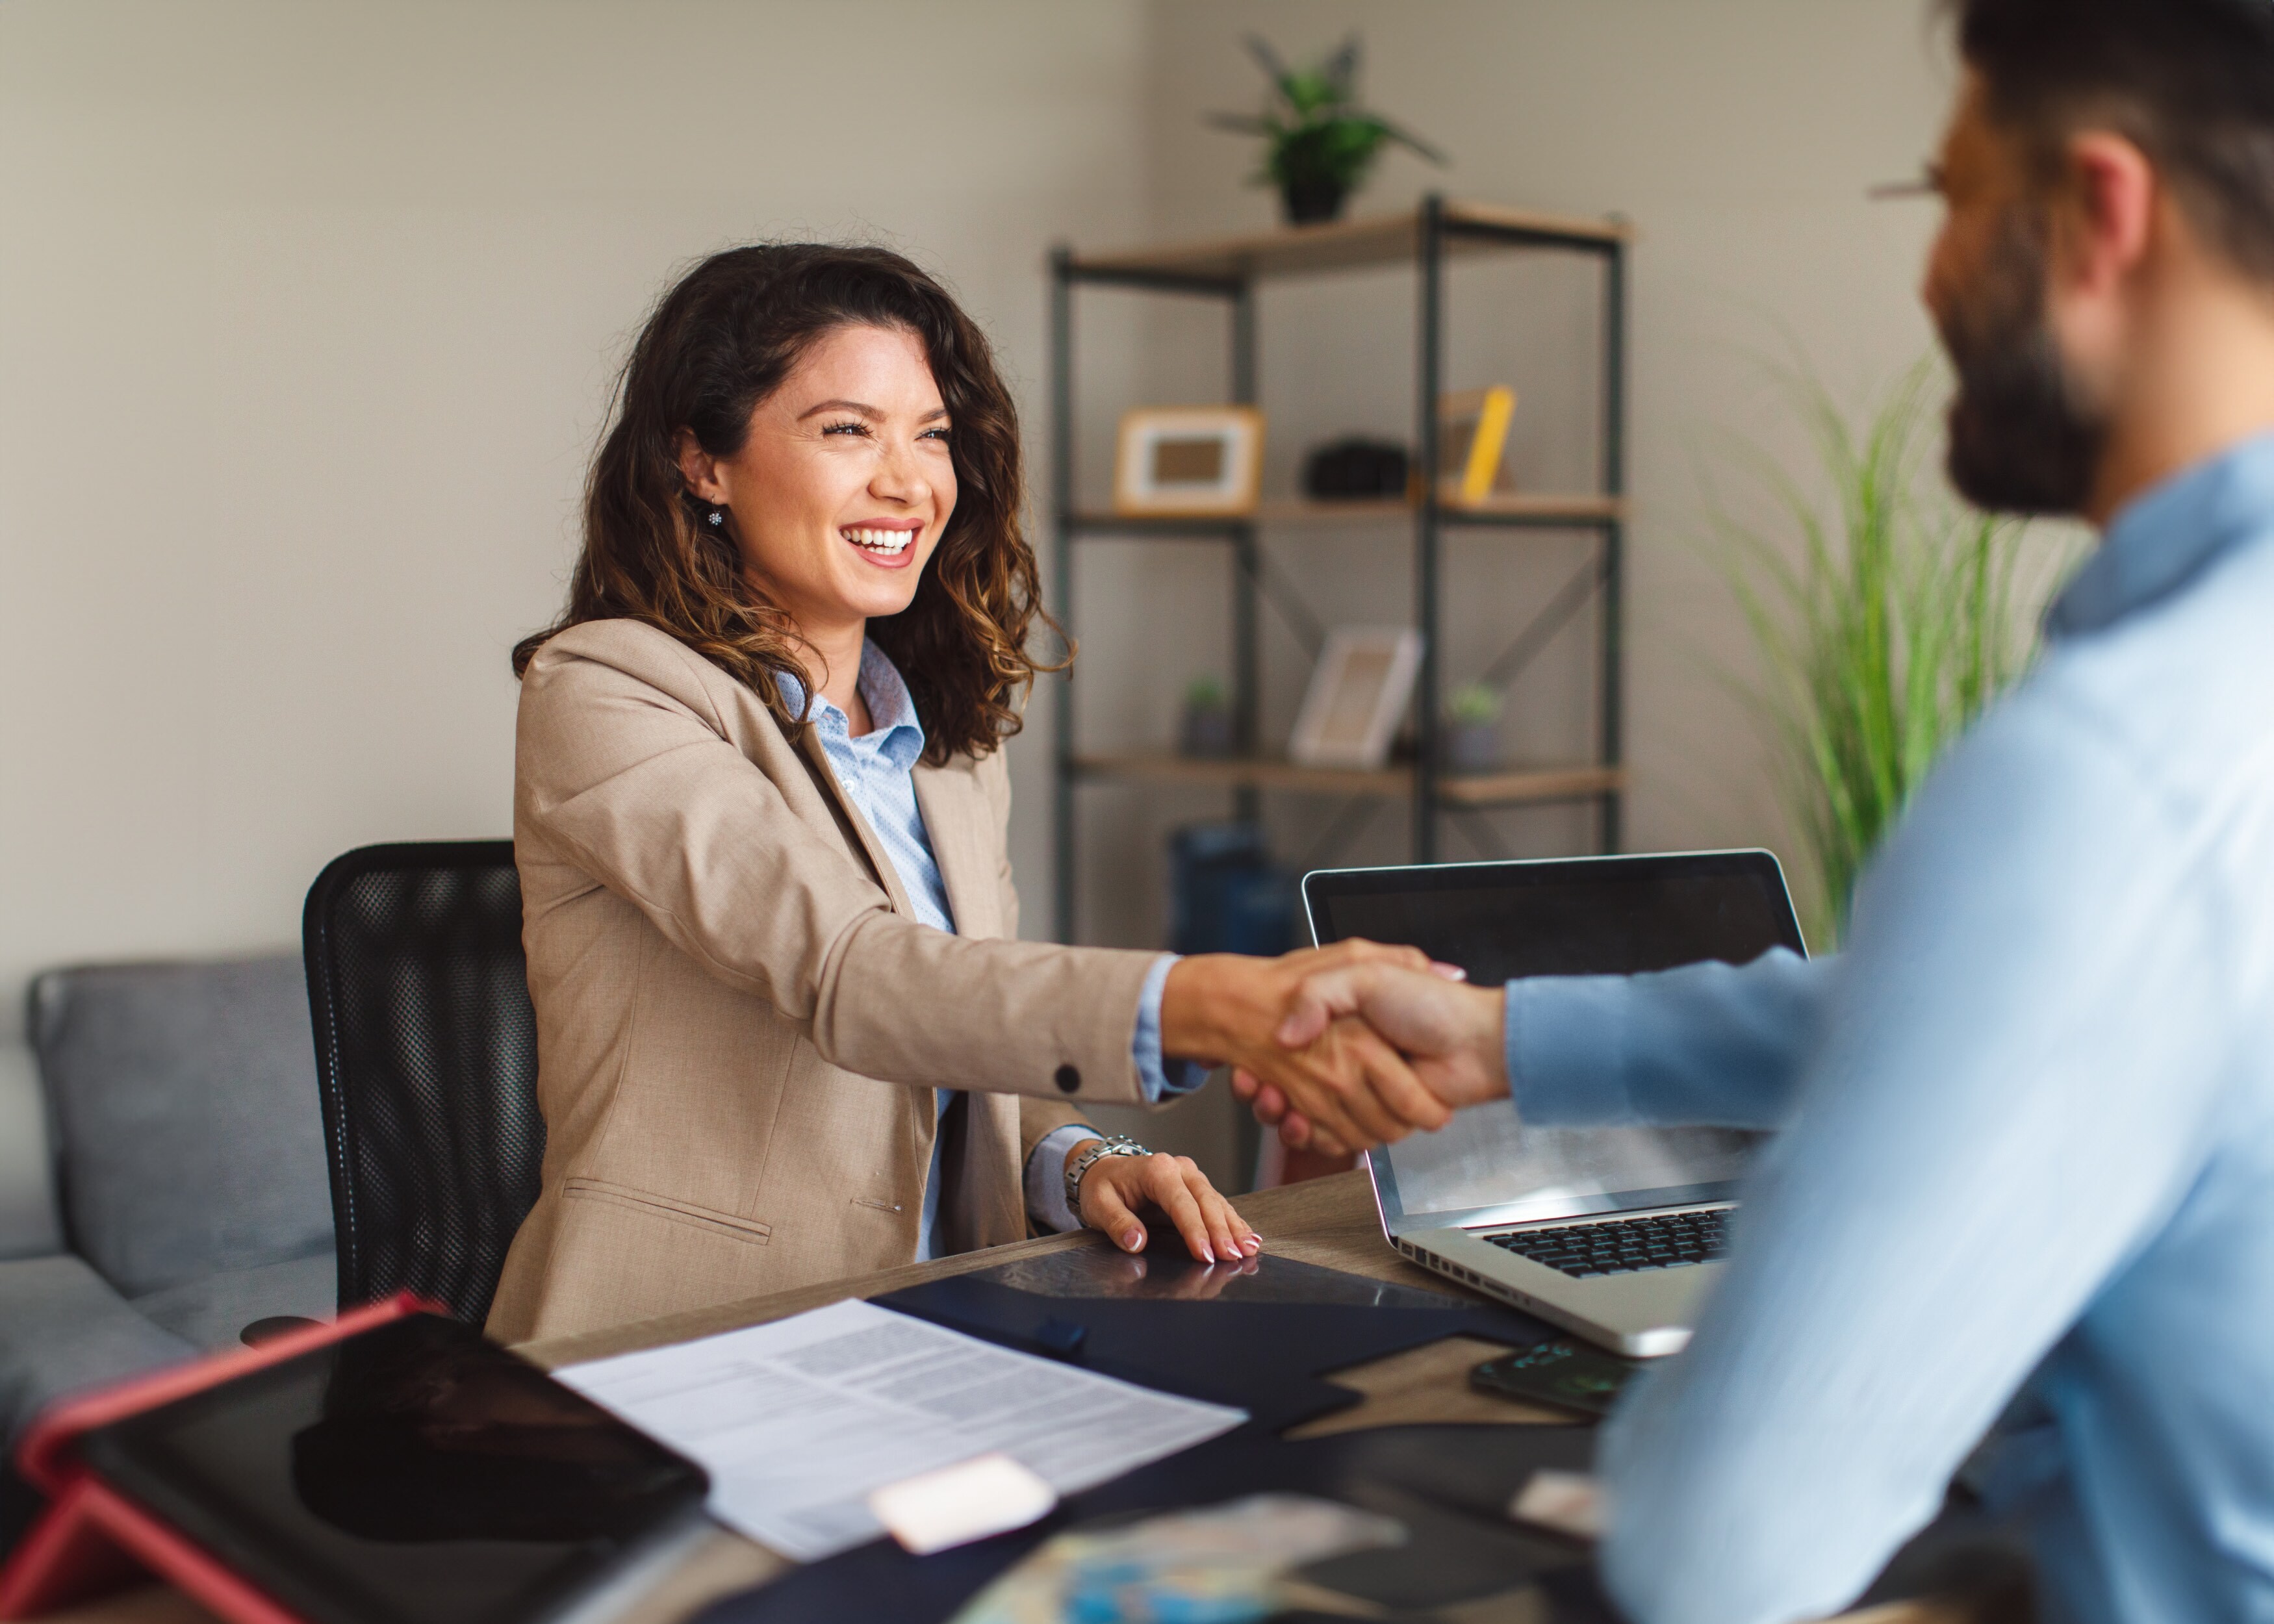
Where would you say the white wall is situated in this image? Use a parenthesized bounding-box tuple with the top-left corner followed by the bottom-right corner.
(0, 0, 1149, 1051)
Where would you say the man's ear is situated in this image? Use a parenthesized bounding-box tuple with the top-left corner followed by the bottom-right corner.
(674, 427, 726, 505)
(2052, 131, 2158, 299)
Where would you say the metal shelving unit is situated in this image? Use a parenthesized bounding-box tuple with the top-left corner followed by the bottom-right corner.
(1049, 194, 1630, 941)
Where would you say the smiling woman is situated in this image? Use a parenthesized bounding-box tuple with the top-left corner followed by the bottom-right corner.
(491, 244, 1443, 1345)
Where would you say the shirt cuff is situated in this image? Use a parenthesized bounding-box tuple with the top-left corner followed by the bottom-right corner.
(1503, 972, 1641, 1127)
(1025, 1122, 1103, 1234)
(1134, 953, 1211, 1100)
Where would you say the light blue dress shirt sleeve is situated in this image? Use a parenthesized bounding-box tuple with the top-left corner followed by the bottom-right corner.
(1518, 692, 2238, 1624)
(1506, 948, 1835, 1132)
(1025, 1122, 1101, 1234)
(1132, 952, 1211, 1099)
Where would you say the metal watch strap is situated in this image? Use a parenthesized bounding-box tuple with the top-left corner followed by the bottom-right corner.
(1064, 1134, 1149, 1213)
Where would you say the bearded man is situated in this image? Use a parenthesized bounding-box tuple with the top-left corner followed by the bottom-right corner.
(1240, 2, 2274, 1619)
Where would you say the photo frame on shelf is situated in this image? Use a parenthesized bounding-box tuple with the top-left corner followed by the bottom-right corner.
(1288, 627, 1425, 770)
(1437, 385, 1518, 505)
(1113, 406, 1266, 516)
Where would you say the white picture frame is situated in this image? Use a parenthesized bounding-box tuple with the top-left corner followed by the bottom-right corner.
(1288, 627, 1424, 770)
(1112, 406, 1266, 516)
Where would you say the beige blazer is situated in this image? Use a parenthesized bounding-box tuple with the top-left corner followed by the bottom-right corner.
(485, 618, 1158, 1344)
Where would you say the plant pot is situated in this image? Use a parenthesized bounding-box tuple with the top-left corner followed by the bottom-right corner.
(1445, 719, 1500, 775)
(1280, 175, 1349, 226)
(1180, 704, 1237, 760)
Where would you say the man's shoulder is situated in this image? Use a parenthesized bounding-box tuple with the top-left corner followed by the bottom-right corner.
(1927, 538, 2274, 951)
(2026, 533, 2274, 808)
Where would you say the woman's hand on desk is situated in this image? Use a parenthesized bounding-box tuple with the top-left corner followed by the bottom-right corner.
(1069, 1141, 1260, 1264)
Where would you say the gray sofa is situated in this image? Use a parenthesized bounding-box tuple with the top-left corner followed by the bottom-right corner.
(0, 954, 337, 1444)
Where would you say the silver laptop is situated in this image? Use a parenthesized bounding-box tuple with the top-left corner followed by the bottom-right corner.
(1301, 850, 1806, 1358)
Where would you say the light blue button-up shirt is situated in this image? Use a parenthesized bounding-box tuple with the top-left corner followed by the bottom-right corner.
(782, 644, 1196, 1262)
(1504, 435, 2274, 1624)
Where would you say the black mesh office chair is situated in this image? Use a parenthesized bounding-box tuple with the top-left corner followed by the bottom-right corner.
(301, 841, 543, 1325)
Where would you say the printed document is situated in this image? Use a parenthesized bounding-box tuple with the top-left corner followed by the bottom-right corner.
(556, 1298, 1246, 1560)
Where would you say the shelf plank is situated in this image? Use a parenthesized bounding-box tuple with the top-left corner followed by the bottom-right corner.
(1063, 511, 1245, 537)
(1444, 492, 1626, 526)
(1249, 498, 1408, 526)
(1068, 493, 1625, 534)
(1073, 752, 1407, 797)
(1071, 752, 1625, 807)
(1255, 493, 1627, 527)
(1438, 764, 1626, 807)
(1068, 199, 1629, 283)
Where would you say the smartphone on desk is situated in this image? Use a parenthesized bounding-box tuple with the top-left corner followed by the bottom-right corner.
(1471, 1340, 1639, 1419)
(74, 1312, 710, 1624)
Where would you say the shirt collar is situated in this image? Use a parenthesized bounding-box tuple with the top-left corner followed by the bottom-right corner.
(773, 642, 927, 770)
(2045, 430, 2274, 641)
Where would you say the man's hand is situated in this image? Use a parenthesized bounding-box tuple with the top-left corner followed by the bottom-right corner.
(1160, 941, 1456, 1151)
(1233, 959, 1511, 1152)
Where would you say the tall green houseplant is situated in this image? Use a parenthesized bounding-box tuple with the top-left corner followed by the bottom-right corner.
(1720, 364, 2049, 940)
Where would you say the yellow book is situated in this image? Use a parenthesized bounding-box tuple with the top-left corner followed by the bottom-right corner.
(1438, 385, 1519, 506)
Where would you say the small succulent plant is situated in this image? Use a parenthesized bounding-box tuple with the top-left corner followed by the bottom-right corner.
(1208, 34, 1446, 225)
(1184, 674, 1230, 711)
(1446, 683, 1501, 725)
(1179, 675, 1237, 759)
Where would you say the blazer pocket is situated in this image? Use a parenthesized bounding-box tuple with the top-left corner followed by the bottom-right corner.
(561, 1176, 773, 1245)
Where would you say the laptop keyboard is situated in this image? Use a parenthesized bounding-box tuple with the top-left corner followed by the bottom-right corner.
(1484, 1209, 1730, 1278)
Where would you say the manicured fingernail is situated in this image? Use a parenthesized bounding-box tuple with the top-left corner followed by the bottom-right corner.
(1123, 1229, 1143, 1250)
(1242, 1236, 1261, 1254)
(1198, 1243, 1215, 1263)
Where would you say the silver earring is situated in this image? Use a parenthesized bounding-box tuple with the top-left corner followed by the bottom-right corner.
(707, 507, 725, 527)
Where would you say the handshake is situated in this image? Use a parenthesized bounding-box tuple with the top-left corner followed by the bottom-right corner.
(1158, 941, 1514, 1157)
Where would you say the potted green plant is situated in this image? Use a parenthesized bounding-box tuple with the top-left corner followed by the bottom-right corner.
(1716, 361, 2071, 939)
(1444, 683, 1501, 774)
(1208, 35, 1446, 226)
(1179, 674, 1236, 759)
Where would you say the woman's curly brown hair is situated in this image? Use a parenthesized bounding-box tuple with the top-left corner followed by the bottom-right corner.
(513, 242, 1063, 765)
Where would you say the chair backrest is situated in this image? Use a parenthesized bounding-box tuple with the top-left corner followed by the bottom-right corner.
(302, 841, 541, 1325)
(27, 956, 333, 1296)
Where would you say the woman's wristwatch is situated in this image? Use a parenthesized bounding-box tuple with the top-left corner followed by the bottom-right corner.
(1064, 1134, 1150, 1214)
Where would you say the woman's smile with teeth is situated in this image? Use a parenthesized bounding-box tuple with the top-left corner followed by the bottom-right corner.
(843, 525, 916, 554)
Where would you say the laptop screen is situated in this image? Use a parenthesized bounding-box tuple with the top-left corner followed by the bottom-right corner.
(1302, 852, 1805, 1230)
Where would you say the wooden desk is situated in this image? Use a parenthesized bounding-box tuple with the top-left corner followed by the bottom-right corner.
(46, 1174, 1982, 1624)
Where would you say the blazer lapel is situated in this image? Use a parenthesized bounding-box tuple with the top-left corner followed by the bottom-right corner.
(913, 764, 1002, 941)
(913, 759, 1027, 1249)
(794, 726, 917, 919)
